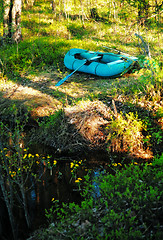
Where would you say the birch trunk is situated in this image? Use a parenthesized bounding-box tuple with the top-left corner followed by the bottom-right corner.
(3, 0, 22, 42)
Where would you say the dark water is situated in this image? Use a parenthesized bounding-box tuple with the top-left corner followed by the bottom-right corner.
(28, 150, 112, 227)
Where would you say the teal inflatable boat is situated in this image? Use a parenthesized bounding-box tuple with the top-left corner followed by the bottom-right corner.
(64, 48, 138, 78)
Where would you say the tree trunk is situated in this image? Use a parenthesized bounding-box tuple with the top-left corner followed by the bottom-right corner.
(0, 139, 17, 240)
(3, 0, 22, 42)
(138, 0, 150, 25)
(0, 174, 17, 240)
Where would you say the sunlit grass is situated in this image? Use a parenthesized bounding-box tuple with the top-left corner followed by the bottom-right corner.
(0, 0, 162, 158)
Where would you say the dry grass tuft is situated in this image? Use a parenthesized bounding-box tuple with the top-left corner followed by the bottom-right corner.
(65, 100, 112, 148)
(64, 99, 153, 159)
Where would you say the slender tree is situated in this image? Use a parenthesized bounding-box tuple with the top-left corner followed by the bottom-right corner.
(3, 0, 22, 42)
(0, 138, 17, 240)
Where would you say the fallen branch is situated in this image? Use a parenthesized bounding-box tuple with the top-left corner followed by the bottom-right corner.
(135, 33, 151, 58)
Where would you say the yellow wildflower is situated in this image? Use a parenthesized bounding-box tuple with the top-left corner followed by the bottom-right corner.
(53, 160, 57, 165)
(112, 163, 117, 167)
(23, 154, 27, 159)
(10, 171, 16, 178)
(75, 178, 82, 183)
(70, 162, 74, 168)
(35, 154, 39, 157)
(51, 198, 55, 202)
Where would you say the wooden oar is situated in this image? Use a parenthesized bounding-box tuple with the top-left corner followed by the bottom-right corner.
(55, 54, 101, 87)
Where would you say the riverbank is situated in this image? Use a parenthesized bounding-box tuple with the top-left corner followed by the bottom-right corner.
(0, 65, 162, 159)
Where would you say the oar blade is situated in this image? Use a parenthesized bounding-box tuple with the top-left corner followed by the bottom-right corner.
(55, 73, 73, 86)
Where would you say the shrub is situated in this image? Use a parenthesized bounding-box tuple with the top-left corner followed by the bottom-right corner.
(43, 154, 163, 240)
(106, 112, 146, 155)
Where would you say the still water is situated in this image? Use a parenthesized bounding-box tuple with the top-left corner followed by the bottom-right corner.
(28, 150, 112, 228)
(26, 149, 115, 238)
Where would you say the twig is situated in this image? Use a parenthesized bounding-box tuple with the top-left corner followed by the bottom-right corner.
(112, 99, 118, 119)
(135, 33, 151, 58)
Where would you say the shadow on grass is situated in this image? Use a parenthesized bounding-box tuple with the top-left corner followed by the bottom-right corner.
(1, 66, 162, 158)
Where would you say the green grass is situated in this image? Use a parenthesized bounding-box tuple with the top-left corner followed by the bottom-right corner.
(0, 0, 162, 153)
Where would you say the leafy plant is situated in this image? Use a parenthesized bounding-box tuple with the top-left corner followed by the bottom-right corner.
(106, 112, 145, 154)
(43, 154, 163, 239)
(0, 112, 59, 239)
(38, 109, 63, 129)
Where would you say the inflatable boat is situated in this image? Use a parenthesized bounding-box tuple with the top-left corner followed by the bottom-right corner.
(64, 48, 138, 78)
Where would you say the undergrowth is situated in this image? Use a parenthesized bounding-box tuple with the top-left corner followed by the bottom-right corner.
(34, 154, 163, 240)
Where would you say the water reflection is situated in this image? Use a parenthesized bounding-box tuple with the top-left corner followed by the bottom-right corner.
(29, 160, 84, 231)
(27, 150, 112, 229)
(92, 170, 101, 199)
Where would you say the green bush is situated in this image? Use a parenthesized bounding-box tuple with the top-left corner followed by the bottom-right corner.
(0, 38, 69, 74)
(38, 109, 63, 130)
(44, 154, 163, 239)
(106, 112, 145, 153)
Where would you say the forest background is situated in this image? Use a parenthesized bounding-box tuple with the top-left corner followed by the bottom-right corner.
(0, 0, 163, 240)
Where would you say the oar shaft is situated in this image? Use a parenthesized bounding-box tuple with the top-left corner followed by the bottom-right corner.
(55, 62, 85, 86)
(55, 54, 101, 86)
